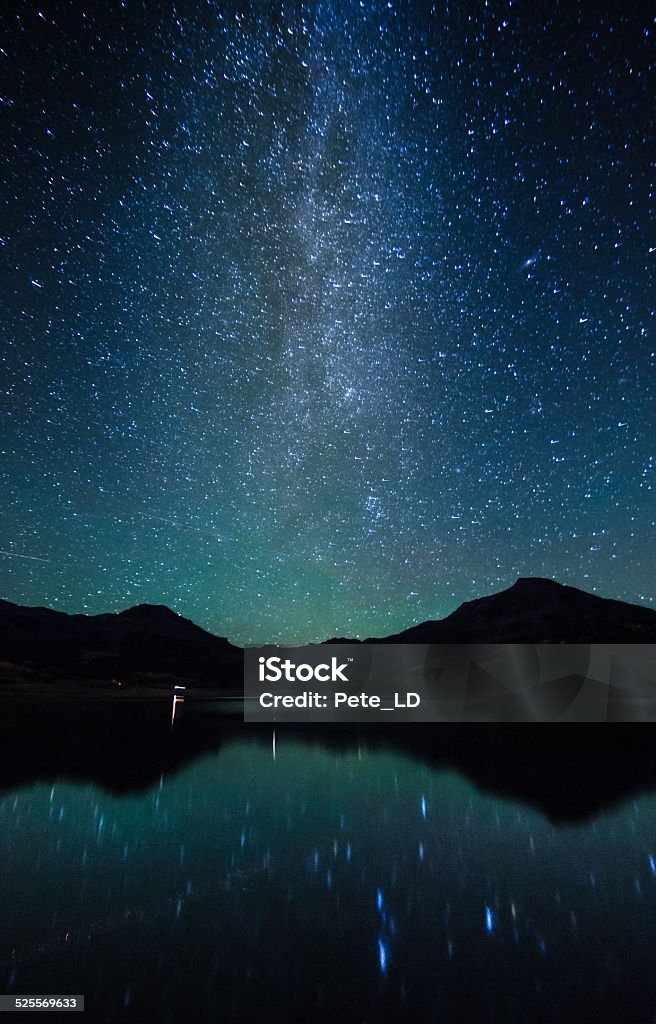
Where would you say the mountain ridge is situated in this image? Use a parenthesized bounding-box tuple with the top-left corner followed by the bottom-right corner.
(371, 576, 656, 644)
(323, 577, 656, 644)
(1, 578, 655, 690)
(0, 596, 241, 687)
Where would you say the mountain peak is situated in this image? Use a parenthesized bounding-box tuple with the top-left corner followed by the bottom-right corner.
(511, 576, 562, 589)
(117, 603, 183, 620)
(384, 576, 656, 643)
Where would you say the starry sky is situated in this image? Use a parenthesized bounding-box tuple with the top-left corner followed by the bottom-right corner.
(1, 0, 654, 645)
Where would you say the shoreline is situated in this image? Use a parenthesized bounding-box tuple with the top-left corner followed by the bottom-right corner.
(0, 682, 242, 702)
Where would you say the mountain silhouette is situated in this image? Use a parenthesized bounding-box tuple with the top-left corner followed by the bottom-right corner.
(1, 578, 655, 690)
(364, 577, 656, 644)
(0, 599, 242, 687)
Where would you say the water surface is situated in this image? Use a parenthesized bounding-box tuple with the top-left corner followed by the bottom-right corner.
(2, 731, 656, 1023)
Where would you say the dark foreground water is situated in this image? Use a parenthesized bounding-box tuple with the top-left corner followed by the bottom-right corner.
(2, 719, 656, 1023)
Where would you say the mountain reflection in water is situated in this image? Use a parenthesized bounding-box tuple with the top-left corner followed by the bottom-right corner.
(2, 721, 656, 1023)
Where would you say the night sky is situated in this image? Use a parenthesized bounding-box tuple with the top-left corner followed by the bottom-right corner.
(1, 1, 654, 645)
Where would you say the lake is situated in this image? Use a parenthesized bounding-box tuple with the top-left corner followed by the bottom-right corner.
(2, 714, 656, 1022)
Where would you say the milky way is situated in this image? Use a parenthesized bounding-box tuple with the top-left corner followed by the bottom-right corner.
(1, 1, 654, 643)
